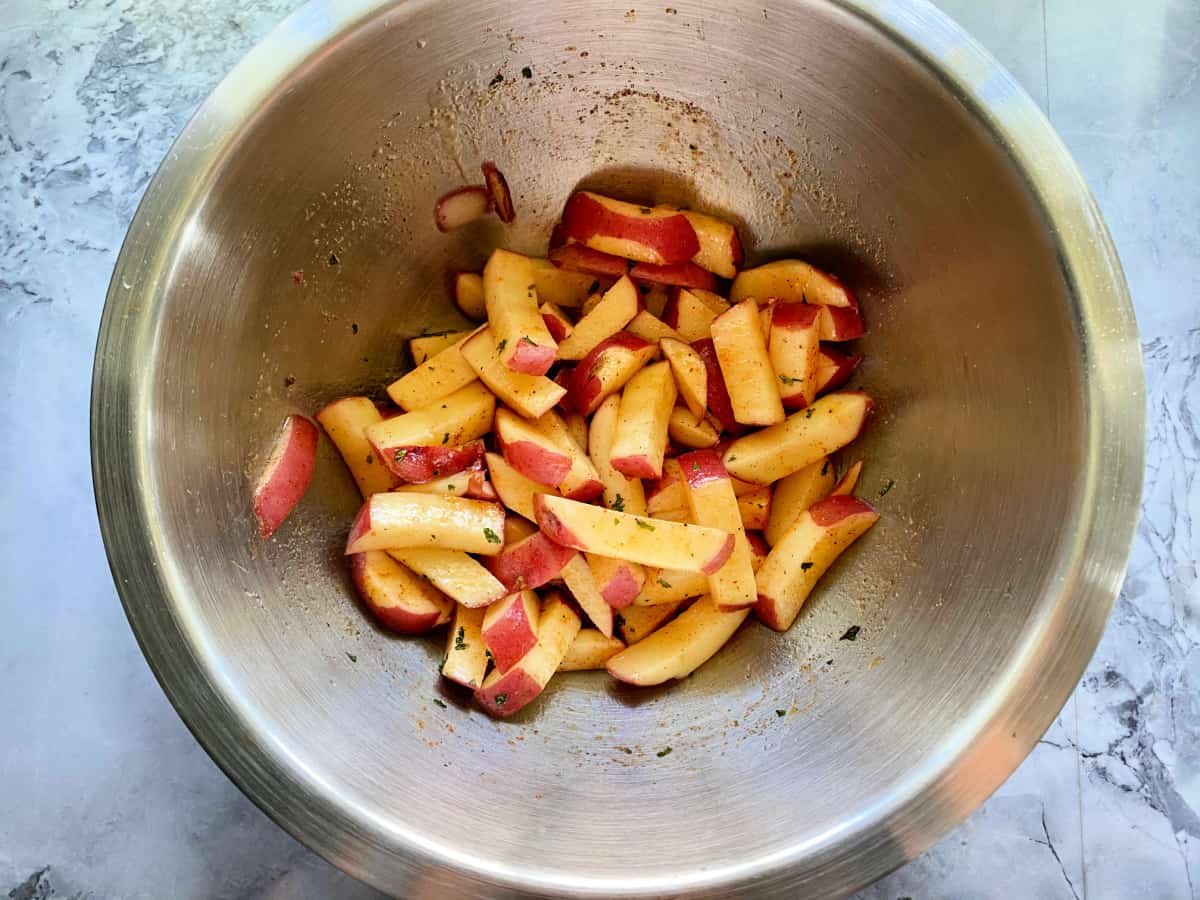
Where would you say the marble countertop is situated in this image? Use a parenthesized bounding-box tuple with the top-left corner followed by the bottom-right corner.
(2, 0, 1196, 897)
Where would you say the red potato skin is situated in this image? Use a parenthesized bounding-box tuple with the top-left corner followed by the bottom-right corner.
(486, 533, 577, 592)
(808, 493, 877, 527)
(730, 229, 745, 270)
(770, 301, 822, 330)
(629, 261, 718, 292)
(253, 415, 319, 539)
(598, 564, 641, 610)
(553, 367, 576, 413)
(821, 304, 866, 341)
(560, 475, 605, 503)
(499, 438, 572, 488)
(549, 244, 631, 279)
(746, 530, 770, 561)
(701, 534, 737, 575)
(506, 341, 558, 376)
(678, 448, 727, 488)
(345, 501, 371, 553)
(561, 192, 700, 264)
(481, 161, 515, 223)
(532, 495, 585, 549)
(815, 346, 863, 394)
(475, 667, 543, 718)
(348, 553, 444, 635)
(543, 312, 571, 342)
(482, 596, 539, 672)
(377, 439, 486, 483)
(609, 455, 660, 480)
(434, 185, 491, 233)
(466, 468, 497, 500)
(691, 338, 747, 435)
(568, 331, 655, 416)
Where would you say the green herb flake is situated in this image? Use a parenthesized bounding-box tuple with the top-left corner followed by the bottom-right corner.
(441, 432, 450, 444)
(805, 408, 815, 419)
(433, 698, 447, 709)
(494, 693, 508, 706)
(839, 625, 861, 642)
(691, 461, 700, 472)
(614, 517, 620, 526)
(454, 626, 468, 650)
(636, 520, 655, 532)
(779, 374, 798, 385)
(346, 652, 357, 663)
(657, 578, 672, 589)
(656, 746, 673, 758)
(727, 455, 737, 462)
(483, 527, 501, 544)
(446, 484, 456, 492)
(775, 709, 786, 717)
(394, 449, 408, 462)
(800, 561, 813, 571)
(496, 338, 508, 353)
(879, 479, 895, 497)
(611, 494, 625, 512)
(521, 335, 537, 345)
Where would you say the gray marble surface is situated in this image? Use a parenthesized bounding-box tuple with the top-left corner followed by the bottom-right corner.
(1, 0, 1196, 897)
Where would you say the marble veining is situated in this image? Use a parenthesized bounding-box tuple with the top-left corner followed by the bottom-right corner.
(1, 0, 1196, 897)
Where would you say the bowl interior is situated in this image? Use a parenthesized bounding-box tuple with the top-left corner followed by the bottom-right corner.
(97, 0, 1131, 896)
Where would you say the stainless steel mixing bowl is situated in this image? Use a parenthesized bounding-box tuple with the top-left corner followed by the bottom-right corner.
(91, 0, 1144, 896)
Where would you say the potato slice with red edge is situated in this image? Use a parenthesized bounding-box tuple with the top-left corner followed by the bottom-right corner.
(765, 457, 837, 546)
(386, 337, 478, 412)
(816, 304, 866, 341)
(660, 337, 708, 421)
(681, 209, 743, 278)
(679, 450, 757, 611)
(625, 309, 684, 345)
(559, 553, 614, 637)
(730, 259, 857, 308)
(252, 414, 318, 539)
(391, 466, 494, 500)
(475, 592, 581, 717)
(442, 604, 488, 688)
(484, 249, 557, 375)
(646, 458, 686, 517)
(663, 288, 721, 342)
(496, 408, 573, 488)
(561, 191, 700, 265)
(350, 551, 453, 634)
(711, 299, 785, 427)
(460, 326, 566, 418)
(619, 598, 685, 644)
(486, 451, 555, 521)
(345, 493, 506, 555)
(530, 257, 606, 308)
(411, 329, 472, 365)
(481, 161, 515, 223)
(564, 411, 589, 452)
(815, 345, 862, 394)
(540, 302, 574, 342)
(832, 460, 864, 496)
(755, 494, 879, 631)
(486, 530, 577, 593)
(606, 595, 749, 685)
(367, 381, 494, 471)
(768, 301, 821, 409)
(609, 360, 677, 479)
(723, 392, 873, 484)
(588, 394, 647, 516)
(736, 483, 772, 531)
(387, 547, 506, 609)
(549, 244, 631, 279)
(746, 532, 770, 571)
(435, 186, 491, 233)
(634, 568, 709, 606)
(482, 590, 541, 673)
(534, 494, 734, 575)
(316, 398, 396, 497)
(668, 406, 720, 449)
(558, 629, 626, 671)
(567, 331, 657, 416)
(556, 275, 639, 360)
(530, 410, 603, 501)
(379, 439, 486, 484)
(451, 272, 486, 321)
(629, 261, 718, 292)
(586, 554, 645, 610)
(691, 338, 745, 435)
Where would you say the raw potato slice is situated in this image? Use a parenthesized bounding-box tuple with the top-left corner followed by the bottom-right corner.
(350, 551, 453, 634)
(831, 460, 864, 496)
(345, 493, 506, 556)
(387, 547, 506, 608)
(534, 494, 734, 575)
(586, 554, 645, 609)
(486, 451, 555, 521)
(411, 329, 471, 365)
(530, 410, 604, 501)
(561, 191, 700, 265)
(691, 338, 744, 435)
(668, 406, 720, 449)
(619, 599, 685, 644)
(252, 414, 319, 540)
(815, 345, 862, 394)
(634, 568, 709, 606)
(660, 337, 708, 421)
(722, 392, 873, 484)
(768, 301, 821, 409)
(765, 457, 837, 546)
(588, 394, 647, 516)
(316, 397, 396, 497)
(625, 309, 684, 345)
(710, 299, 784, 426)
(366, 381, 495, 462)
(564, 412, 589, 452)
(606, 595, 749, 685)
(530, 257, 605, 308)
(629, 260, 718, 292)
(496, 408, 574, 488)
(730, 259, 857, 308)
(386, 338, 477, 411)
(736, 484, 772, 531)
(558, 629, 626, 671)
(475, 593, 581, 717)
(567, 331, 657, 416)
(555, 275, 639, 360)
(486, 530, 577, 592)
(559, 554, 614, 637)
(460, 326, 566, 418)
(452, 272, 486, 320)
(681, 209, 743, 278)
(442, 604, 488, 688)
(679, 450, 757, 611)
(609, 361, 677, 480)
(663, 288, 721, 342)
(540, 302, 574, 342)
(484, 249, 557, 375)
(391, 467, 494, 500)
(755, 494, 879, 631)
(482, 590, 541, 672)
